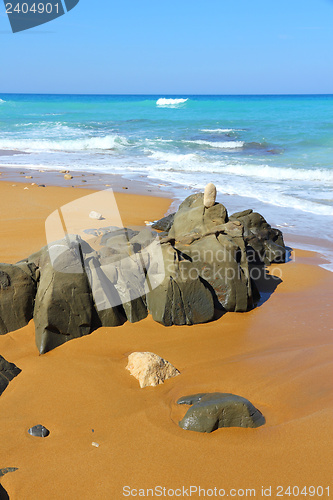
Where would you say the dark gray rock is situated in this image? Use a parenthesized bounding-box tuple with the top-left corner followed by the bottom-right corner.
(0, 263, 37, 335)
(0, 356, 21, 396)
(151, 213, 175, 232)
(147, 244, 215, 326)
(230, 211, 285, 265)
(0, 468, 18, 478)
(28, 425, 50, 437)
(178, 392, 265, 432)
(26, 236, 94, 355)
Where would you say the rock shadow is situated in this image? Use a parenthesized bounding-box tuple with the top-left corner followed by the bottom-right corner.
(250, 264, 283, 307)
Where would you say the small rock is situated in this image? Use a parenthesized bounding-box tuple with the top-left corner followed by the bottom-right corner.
(92, 442, 99, 448)
(60, 170, 69, 174)
(204, 183, 217, 208)
(38, 184, 46, 187)
(122, 186, 128, 190)
(64, 174, 73, 180)
(28, 425, 50, 437)
(89, 211, 103, 220)
(24, 187, 29, 190)
(25, 175, 33, 179)
(126, 352, 180, 388)
(31, 183, 36, 186)
(81, 180, 87, 182)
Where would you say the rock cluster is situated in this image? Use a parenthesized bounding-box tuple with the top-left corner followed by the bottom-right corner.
(0, 184, 286, 354)
(177, 392, 265, 432)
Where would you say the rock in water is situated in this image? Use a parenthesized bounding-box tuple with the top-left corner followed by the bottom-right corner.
(126, 352, 180, 388)
(178, 393, 265, 433)
(0, 356, 21, 396)
(28, 425, 50, 437)
(204, 183, 217, 208)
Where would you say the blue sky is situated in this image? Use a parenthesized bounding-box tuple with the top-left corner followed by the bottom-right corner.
(0, 0, 332, 94)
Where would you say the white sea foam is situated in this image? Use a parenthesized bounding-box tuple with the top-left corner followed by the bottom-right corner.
(0, 134, 129, 152)
(219, 164, 333, 183)
(184, 139, 244, 149)
(200, 128, 243, 133)
(156, 98, 188, 107)
(0, 99, 5, 104)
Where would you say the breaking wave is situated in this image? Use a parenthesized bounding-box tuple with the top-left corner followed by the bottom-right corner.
(0, 134, 129, 152)
(184, 139, 244, 149)
(156, 98, 188, 107)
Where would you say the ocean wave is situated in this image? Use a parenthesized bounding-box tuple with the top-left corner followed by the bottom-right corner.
(156, 98, 188, 107)
(184, 139, 244, 149)
(0, 99, 5, 104)
(0, 134, 129, 152)
(219, 164, 333, 183)
(200, 128, 243, 133)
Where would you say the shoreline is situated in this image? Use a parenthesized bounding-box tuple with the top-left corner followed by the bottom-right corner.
(0, 179, 332, 498)
(1, 163, 332, 271)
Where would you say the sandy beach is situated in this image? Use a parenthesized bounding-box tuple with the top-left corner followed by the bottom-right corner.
(0, 179, 332, 499)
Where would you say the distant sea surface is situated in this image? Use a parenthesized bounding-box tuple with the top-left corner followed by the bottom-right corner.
(0, 94, 332, 245)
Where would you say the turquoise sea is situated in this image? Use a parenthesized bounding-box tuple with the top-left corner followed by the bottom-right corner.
(0, 94, 332, 250)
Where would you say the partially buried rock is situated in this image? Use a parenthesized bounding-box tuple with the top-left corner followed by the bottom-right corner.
(204, 182, 217, 208)
(28, 425, 50, 437)
(0, 356, 21, 396)
(178, 393, 265, 433)
(126, 352, 180, 388)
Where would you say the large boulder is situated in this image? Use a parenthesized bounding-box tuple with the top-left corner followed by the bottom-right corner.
(24, 236, 94, 355)
(0, 355, 21, 396)
(0, 263, 37, 335)
(126, 351, 180, 388)
(229, 209, 286, 265)
(177, 392, 265, 432)
(169, 193, 228, 240)
(146, 243, 215, 326)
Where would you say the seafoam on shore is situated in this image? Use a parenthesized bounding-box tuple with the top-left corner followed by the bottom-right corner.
(0, 94, 332, 255)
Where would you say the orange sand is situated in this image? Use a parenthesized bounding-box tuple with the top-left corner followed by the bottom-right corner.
(0, 181, 332, 499)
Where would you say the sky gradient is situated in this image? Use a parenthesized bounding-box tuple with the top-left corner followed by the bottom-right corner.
(0, 0, 333, 94)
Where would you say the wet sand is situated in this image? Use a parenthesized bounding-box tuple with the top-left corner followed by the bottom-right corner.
(0, 180, 332, 499)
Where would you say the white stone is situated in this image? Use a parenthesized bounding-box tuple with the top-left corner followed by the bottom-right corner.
(89, 211, 103, 220)
(204, 183, 217, 208)
(126, 352, 180, 388)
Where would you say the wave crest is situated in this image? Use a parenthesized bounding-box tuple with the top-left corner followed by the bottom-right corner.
(0, 134, 129, 152)
(156, 98, 188, 107)
(184, 139, 244, 149)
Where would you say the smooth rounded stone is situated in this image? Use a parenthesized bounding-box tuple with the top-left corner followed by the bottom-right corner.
(126, 351, 180, 388)
(89, 211, 103, 220)
(28, 425, 50, 437)
(64, 174, 73, 180)
(0, 356, 21, 396)
(178, 393, 265, 433)
(204, 183, 217, 208)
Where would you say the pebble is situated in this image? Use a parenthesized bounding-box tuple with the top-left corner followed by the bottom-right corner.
(24, 187, 29, 190)
(60, 170, 69, 174)
(25, 176, 33, 179)
(89, 211, 103, 220)
(28, 425, 50, 437)
(92, 442, 99, 448)
(64, 174, 73, 180)
(122, 186, 128, 190)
